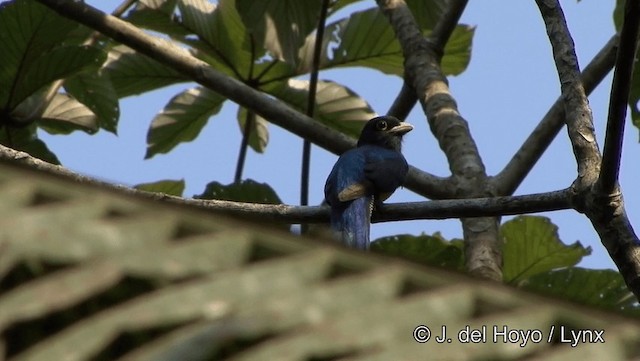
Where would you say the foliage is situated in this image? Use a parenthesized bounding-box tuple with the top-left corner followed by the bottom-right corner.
(0, 2, 637, 355)
(374, 215, 637, 315)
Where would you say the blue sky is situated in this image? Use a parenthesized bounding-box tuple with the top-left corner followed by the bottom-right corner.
(39, 1, 633, 270)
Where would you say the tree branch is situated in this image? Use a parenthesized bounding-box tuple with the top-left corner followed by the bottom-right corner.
(0, 144, 571, 224)
(35, 0, 452, 200)
(376, 0, 500, 280)
(494, 35, 619, 196)
(386, 0, 469, 120)
(598, 0, 640, 195)
(536, 0, 640, 301)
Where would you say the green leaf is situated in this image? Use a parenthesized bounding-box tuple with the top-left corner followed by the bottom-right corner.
(103, 45, 187, 98)
(0, 0, 80, 108)
(263, 79, 374, 138)
(64, 70, 119, 134)
(179, 0, 253, 78)
(4, 45, 105, 111)
(38, 93, 98, 134)
(195, 179, 282, 204)
(134, 179, 185, 197)
(236, 0, 322, 65)
(146, 87, 226, 159)
(522, 268, 640, 315)
(502, 216, 592, 284)
(371, 233, 464, 270)
(301, 6, 473, 77)
(0, 126, 59, 164)
(125, 0, 191, 39)
(237, 108, 269, 153)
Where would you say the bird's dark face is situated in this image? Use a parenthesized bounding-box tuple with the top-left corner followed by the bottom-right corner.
(357, 116, 413, 151)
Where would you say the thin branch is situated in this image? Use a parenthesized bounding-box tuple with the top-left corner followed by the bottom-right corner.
(598, 0, 640, 194)
(386, 81, 416, 120)
(494, 35, 619, 196)
(0, 144, 571, 224)
(300, 0, 330, 235)
(235, 111, 254, 183)
(536, 0, 640, 301)
(35, 0, 451, 200)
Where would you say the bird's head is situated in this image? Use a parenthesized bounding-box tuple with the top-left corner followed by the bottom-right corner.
(357, 116, 413, 151)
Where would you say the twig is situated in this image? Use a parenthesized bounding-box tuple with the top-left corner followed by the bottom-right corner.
(35, 0, 449, 200)
(598, 0, 640, 194)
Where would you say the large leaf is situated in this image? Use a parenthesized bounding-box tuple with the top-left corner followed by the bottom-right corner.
(38, 93, 98, 134)
(125, 0, 191, 39)
(134, 179, 186, 196)
(179, 0, 254, 78)
(195, 179, 282, 204)
(0, 125, 59, 164)
(4, 45, 105, 111)
(502, 216, 592, 284)
(263, 79, 375, 138)
(103, 45, 187, 98)
(236, 0, 322, 65)
(146, 87, 226, 159)
(0, 0, 80, 108)
(299, 6, 473, 77)
(522, 268, 640, 315)
(372, 233, 464, 270)
(64, 70, 119, 134)
(237, 108, 270, 153)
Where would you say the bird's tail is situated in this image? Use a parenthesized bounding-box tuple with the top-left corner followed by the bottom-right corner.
(330, 196, 372, 250)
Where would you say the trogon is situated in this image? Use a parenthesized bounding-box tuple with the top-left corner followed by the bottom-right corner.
(324, 115, 413, 250)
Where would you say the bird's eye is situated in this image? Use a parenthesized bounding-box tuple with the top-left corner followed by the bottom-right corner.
(376, 120, 387, 130)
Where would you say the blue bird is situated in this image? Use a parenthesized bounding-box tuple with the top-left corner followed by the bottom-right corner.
(324, 116, 413, 250)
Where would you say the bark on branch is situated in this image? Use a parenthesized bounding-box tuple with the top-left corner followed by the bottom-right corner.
(376, 0, 501, 280)
(536, 0, 640, 300)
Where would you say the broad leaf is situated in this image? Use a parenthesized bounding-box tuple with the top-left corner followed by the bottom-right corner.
(236, 0, 322, 65)
(372, 233, 464, 270)
(125, 0, 191, 39)
(195, 179, 282, 204)
(64, 70, 119, 134)
(134, 179, 185, 196)
(0, 0, 80, 108)
(4, 45, 105, 111)
(103, 45, 187, 98)
(237, 108, 270, 153)
(38, 93, 98, 134)
(263, 79, 374, 138)
(179, 0, 254, 78)
(502, 216, 592, 284)
(146, 87, 226, 158)
(523, 268, 640, 315)
(301, 6, 473, 76)
(0, 126, 59, 164)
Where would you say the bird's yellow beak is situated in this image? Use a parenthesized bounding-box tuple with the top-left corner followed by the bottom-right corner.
(387, 122, 414, 135)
